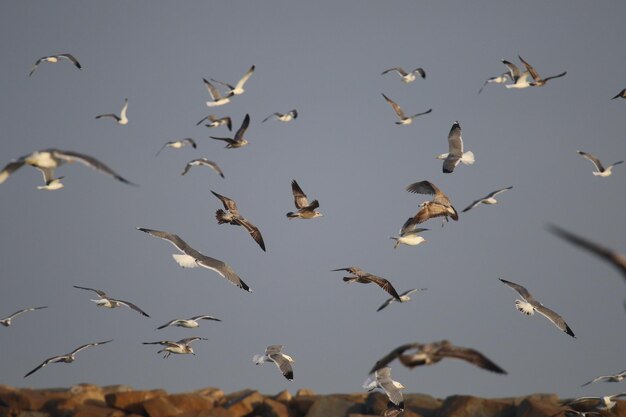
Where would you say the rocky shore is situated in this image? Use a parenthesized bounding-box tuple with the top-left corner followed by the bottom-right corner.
(1, 385, 624, 417)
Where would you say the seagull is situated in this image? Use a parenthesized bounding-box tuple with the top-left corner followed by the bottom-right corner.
(462, 186, 513, 213)
(1, 306, 48, 327)
(24, 340, 112, 378)
(156, 138, 197, 156)
(581, 369, 626, 387)
(29, 53, 82, 77)
(381, 94, 432, 125)
(377, 288, 427, 312)
(612, 88, 626, 100)
(211, 191, 266, 252)
(502, 59, 533, 89)
(137, 227, 251, 292)
(203, 79, 230, 107)
(390, 225, 429, 249)
(262, 110, 298, 123)
(143, 337, 207, 358)
(499, 278, 575, 338)
(381, 67, 426, 83)
(286, 180, 322, 219)
(181, 159, 224, 178)
(332, 267, 401, 301)
(157, 315, 221, 330)
(196, 115, 232, 131)
(369, 340, 507, 375)
(0, 148, 135, 186)
(568, 394, 626, 411)
(562, 409, 602, 417)
(95, 98, 129, 125)
(210, 65, 255, 97)
(253, 345, 294, 381)
(210, 114, 250, 149)
(577, 151, 623, 177)
(518, 55, 567, 87)
(36, 177, 65, 191)
(73, 285, 149, 317)
(478, 72, 511, 94)
(403, 181, 458, 227)
(362, 367, 404, 407)
(437, 121, 475, 173)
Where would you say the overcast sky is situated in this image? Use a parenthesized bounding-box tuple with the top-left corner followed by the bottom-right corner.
(1, 0, 626, 400)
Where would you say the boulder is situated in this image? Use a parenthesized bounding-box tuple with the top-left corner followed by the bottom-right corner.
(190, 389, 224, 406)
(515, 397, 563, 417)
(258, 398, 289, 417)
(305, 396, 363, 417)
(272, 392, 291, 404)
(223, 391, 264, 417)
(105, 390, 167, 414)
(436, 395, 515, 417)
(403, 394, 442, 417)
(166, 394, 215, 412)
(70, 404, 125, 417)
(143, 396, 181, 417)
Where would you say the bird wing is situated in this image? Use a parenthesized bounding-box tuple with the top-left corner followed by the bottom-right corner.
(332, 267, 366, 276)
(542, 71, 567, 83)
(71, 339, 113, 355)
(406, 180, 444, 199)
(375, 368, 404, 406)
(291, 180, 309, 209)
(59, 54, 82, 69)
(376, 298, 394, 312)
(234, 114, 250, 142)
(29, 58, 45, 77)
(612, 88, 626, 99)
(209, 78, 235, 91)
(235, 65, 255, 90)
(581, 375, 612, 387)
(577, 151, 605, 172)
(498, 278, 535, 303)
(182, 138, 197, 148)
(382, 94, 405, 119)
(195, 253, 251, 292)
(196, 116, 211, 126)
(24, 355, 62, 378)
(199, 160, 224, 178)
(381, 67, 406, 76)
(0, 158, 27, 184)
(269, 353, 294, 380)
(234, 217, 266, 252)
(517, 55, 541, 82)
(447, 122, 464, 157)
(262, 113, 280, 123)
(487, 186, 513, 199)
(112, 299, 150, 317)
(408, 108, 432, 120)
(369, 343, 422, 374)
(6, 306, 48, 320)
(203, 79, 223, 100)
(73, 285, 107, 298)
(462, 198, 484, 213)
(51, 149, 135, 185)
(265, 345, 284, 355)
(136, 227, 193, 255)
(192, 315, 221, 322)
(95, 113, 120, 121)
(177, 337, 207, 345)
(413, 68, 426, 78)
(501, 60, 521, 81)
(156, 319, 179, 329)
(120, 99, 128, 119)
(364, 275, 401, 300)
(534, 304, 575, 338)
(438, 345, 507, 374)
(211, 190, 239, 213)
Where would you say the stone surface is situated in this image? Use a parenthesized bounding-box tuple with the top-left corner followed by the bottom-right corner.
(258, 398, 289, 417)
(295, 390, 316, 398)
(104, 390, 167, 414)
(435, 395, 515, 417)
(190, 389, 224, 406)
(143, 396, 181, 417)
(166, 394, 215, 412)
(272, 391, 291, 404)
(223, 391, 264, 417)
(305, 396, 362, 417)
(70, 404, 125, 417)
(403, 394, 442, 417)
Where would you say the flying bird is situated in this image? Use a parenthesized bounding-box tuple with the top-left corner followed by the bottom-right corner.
(362, 367, 405, 407)
(262, 109, 298, 123)
(611, 88, 626, 100)
(581, 369, 626, 387)
(403, 181, 458, 227)
(381, 94, 432, 125)
(1, 306, 48, 327)
(577, 151, 623, 177)
(437, 121, 475, 173)
(568, 394, 626, 412)
(95, 98, 129, 125)
(333, 267, 401, 301)
(196, 115, 232, 131)
(137, 227, 251, 292)
(157, 315, 221, 330)
(377, 288, 427, 312)
(203, 79, 230, 107)
(499, 278, 575, 338)
(253, 345, 294, 381)
(369, 340, 507, 375)
(156, 138, 197, 156)
(210, 65, 255, 97)
(181, 159, 224, 178)
(501, 59, 533, 89)
(0, 149, 135, 187)
(143, 337, 207, 358)
(381, 67, 426, 83)
(211, 191, 266, 252)
(286, 180, 322, 219)
(390, 225, 429, 249)
(210, 114, 250, 149)
(24, 340, 112, 378)
(73, 285, 149, 317)
(29, 53, 82, 76)
(478, 72, 511, 94)
(518, 55, 567, 87)
(36, 177, 65, 191)
(462, 186, 513, 213)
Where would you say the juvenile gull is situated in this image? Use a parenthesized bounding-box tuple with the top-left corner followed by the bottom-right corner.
(286, 180, 322, 219)
(157, 315, 221, 330)
(253, 345, 294, 381)
(362, 367, 404, 407)
(262, 109, 298, 123)
(382, 94, 432, 125)
(211, 191, 266, 252)
(568, 394, 626, 411)
(404, 181, 458, 227)
(29, 53, 82, 77)
(390, 225, 429, 248)
(381, 67, 426, 83)
(377, 288, 427, 312)
(333, 267, 401, 301)
(210, 114, 250, 149)
(478, 72, 511, 94)
(156, 138, 197, 156)
(581, 369, 626, 387)
(143, 337, 207, 358)
(1, 306, 48, 327)
(211, 65, 255, 97)
(137, 227, 251, 292)
(501, 59, 532, 89)
(24, 340, 112, 377)
(577, 150, 623, 177)
(518, 55, 566, 87)
(462, 186, 513, 213)
(196, 115, 232, 131)
(73, 285, 149, 317)
(437, 121, 475, 173)
(181, 159, 224, 178)
(203, 79, 230, 107)
(95, 98, 129, 125)
(499, 278, 575, 338)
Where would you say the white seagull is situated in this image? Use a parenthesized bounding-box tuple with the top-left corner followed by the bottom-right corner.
(36, 177, 65, 191)
(181, 158, 224, 178)
(377, 288, 427, 312)
(362, 367, 405, 407)
(211, 65, 255, 97)
(24, 340, 113, 378)
(582, 369, 626, 387)
(196, 115, 232, 131)
(502, 59, 533, 89)
(437, 121, 475, 173)
(390, 225, 429, 249)
(143, 337, 207, 358)
(253, 345, 294, 381)
(29, 53, 82, 77)
(137, 227, 252, 292)
(568, 394, 626, 411)
(1, 306, 48, 327)
(499, 278, 575, 338)
(156, 138, 197, 156)
(203, 79, 231, 107)
(462, 186, 513, 213)
(577, 151, 623, 177)
(382, 94, 432, 125)
(262, 109, 298, 123)
(73, 285, 150, 317)
(478, 72, 511, 94)
(381, 67, 425, 83)
(95, 98, 129, 125)
(157, 315, 221, 330)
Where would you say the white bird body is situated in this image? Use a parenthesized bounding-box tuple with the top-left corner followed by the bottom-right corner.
(36, 177, 64, 191)
(436, 151, 475, 165)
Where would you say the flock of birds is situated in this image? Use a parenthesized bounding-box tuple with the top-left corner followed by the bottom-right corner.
(2, 51, 626, 417)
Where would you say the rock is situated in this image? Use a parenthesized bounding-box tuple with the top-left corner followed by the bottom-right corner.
(70, 404, 125, 417)
(436, 395, 515, 417)
(305, 396, 363, 417)
(272, 391, 291, 404)
(257, 398, 289, 417)
(290, 395, 318, 416)
(105, 390, 167, 414)
(515, 397, 563, 417)
(295, 390, 316, 398)
(223, 391, 264, 417)
(403, 394, 442, 417)
(16, 412, 49, 417)
(365, 393, 388, 415)
(143, 396, 181, 417)
(190, 388, 224, 406)
(166, 394, 215, 412)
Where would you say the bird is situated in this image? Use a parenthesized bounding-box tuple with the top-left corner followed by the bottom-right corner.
(36, 177, 65, 191)
(24, 340, 112, 378)
(137, 227, 251, 292)
(478, 72, 511, 94)
(380, 402, 405, 417)
(157, 315, 221, 330)
(437, 121, 475, 173)
(581, 369, 626, 387)
(577, 151, 623, 177)
(462, 186, 513, 213)
(562, 409, 602, 417)
(73, 285, 149, 317)
(547, 224, 626, 283)
(1, 306, 48, 327)
(95, 98, 129, 125)
(611, 88, 626, 100)
(211, 191, 266, 252)
(196, 115, 232, 131)
(389, 225, 429, 248)
(210, 65, 255, 97)
(369, 340, 507, 375)
(362, 367, 405, 407)
(518, 55, 566, 87)
(286, 180, 322, 219)
(499, 278, 575, 338)
(568, 394, 626, 411)
(210, 114, 250, 149)
(0, 148, 135, 186)
(203, 79, 230, 107)
(377, 288, 427, 312)
(381, 94, 432, 125)
(181, 159, 224, 178)
(501, 59, 533, 89)
(29, 53, 82, 77)
(262, 109, 298, 123)
(332, 267, 401, 301)
(156, 138, 197, 156)
(403, 181, 458, 227)
(253, 345, 295, 381)
(381, 67, 426, 83)
(143, 337, 207, 358)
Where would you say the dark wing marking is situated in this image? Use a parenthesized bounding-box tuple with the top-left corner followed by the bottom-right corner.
(211, 191, 239, 213)
(73, 285, 107, 298)
(291, 180, 309, 209)
(52, 149, 136, 185)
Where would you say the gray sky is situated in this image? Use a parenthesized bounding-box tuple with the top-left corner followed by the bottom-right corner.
(1, 0, 626, 399)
